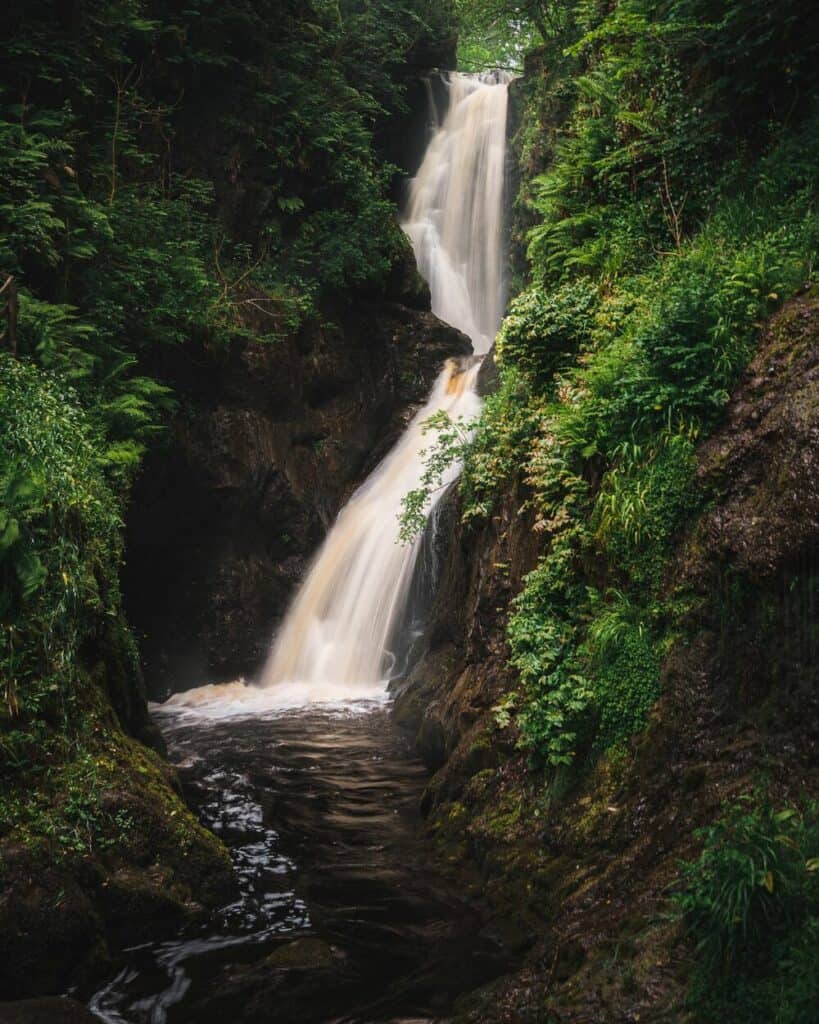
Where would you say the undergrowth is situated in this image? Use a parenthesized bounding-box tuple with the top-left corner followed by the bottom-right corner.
(0, 355, 222, 867)
(674, 790, 819, 1024)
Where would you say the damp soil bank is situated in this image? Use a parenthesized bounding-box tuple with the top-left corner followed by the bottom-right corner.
(83, 701, 515, 1024)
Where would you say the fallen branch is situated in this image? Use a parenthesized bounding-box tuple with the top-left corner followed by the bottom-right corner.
(0, 275, 18, 354)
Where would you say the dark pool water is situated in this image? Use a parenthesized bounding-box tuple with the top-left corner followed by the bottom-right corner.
(87, 701, 508, 1023)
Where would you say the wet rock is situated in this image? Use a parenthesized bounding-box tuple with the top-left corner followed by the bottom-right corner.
(685, 286, 819, 588)
(0, 711, 234, 1000)
(263, 937, 339, 970)
(674, 286, 819, 713)
(0, 858, 105, 1000)
(476, 343, 500, 396)
(0, 999, 97, 1023)
(203, 936, 351, 1019)
(392, 477, 540, 806)
(97, 864, 209, 948)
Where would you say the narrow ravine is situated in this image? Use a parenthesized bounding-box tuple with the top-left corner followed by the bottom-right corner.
(86, 71, 512, 1023)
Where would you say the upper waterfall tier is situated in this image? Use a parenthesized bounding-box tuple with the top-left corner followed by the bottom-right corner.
(402, 71, 511, 354)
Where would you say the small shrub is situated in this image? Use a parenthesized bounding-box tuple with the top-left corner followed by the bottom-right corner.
(461, 368, 545, 520)
(674, 791, 819, 1022)
(595, 432, 698, 587)
(583, 593, 662, 748)
(509, 526, 593, 767)
(496, 279, 599, 387)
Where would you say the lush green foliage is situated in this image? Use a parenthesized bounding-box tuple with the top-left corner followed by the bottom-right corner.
(504, 161, 818, 763)
(0, 359, 232, 869)
(0, 356, 124, 768)
(674, 791, 819, 1023)
(497, 279, 597, 386)
(1, 0, 455, 460)
(455, 0, 569, 69)
(398, 411, 474, 543)
(436, 0, 819, 767)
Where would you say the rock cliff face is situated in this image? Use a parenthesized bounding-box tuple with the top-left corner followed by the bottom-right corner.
(393, 290, 819, 1022)
(125, 261, 471, 697)
(392, 478, 538, 799)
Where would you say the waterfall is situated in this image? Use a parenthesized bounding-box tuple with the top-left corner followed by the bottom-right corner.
(167, 72, 509, 714)
(258, 359, 482, 703)
(403, 71, 510, 353)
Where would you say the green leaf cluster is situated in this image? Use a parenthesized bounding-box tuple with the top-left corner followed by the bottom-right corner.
(1, 0, 456, 465)
(674, 790, 819, 1023)
(0, 356, 123, 766)
(454, 1, 569, 70)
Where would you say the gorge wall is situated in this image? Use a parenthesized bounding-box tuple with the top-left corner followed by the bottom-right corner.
(390, 13, 819, 1018)
(393, 289, 819, 1023)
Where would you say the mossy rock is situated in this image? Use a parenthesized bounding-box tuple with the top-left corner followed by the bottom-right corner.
(264, 938, 339, 970)
(0, 724, 233, 997)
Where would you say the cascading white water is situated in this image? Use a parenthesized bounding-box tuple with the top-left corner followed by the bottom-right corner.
(258, 359, 481, 700)
(167, 72, 509, 714)
(403, 71, 510, 354)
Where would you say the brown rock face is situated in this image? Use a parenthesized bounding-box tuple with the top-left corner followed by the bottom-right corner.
(125, 272, 471, 698)
(689, 286, 819, 583)
(674, 285, 819, 713)
(392, 476, 540, 803)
